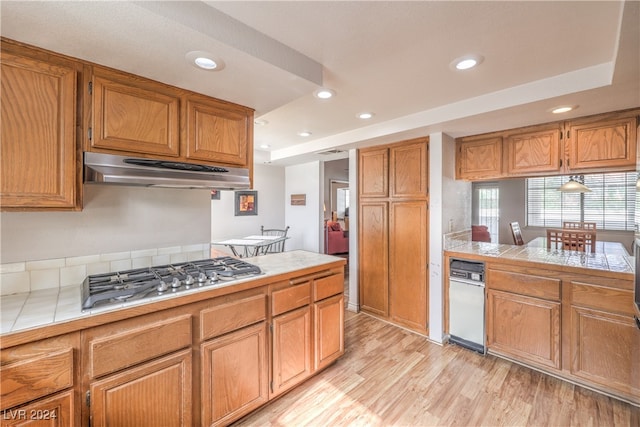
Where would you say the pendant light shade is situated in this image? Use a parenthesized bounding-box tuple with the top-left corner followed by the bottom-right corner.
(558, 175, 591, 193)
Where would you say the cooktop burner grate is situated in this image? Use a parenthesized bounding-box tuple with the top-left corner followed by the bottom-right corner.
(81, 256, 262, 310)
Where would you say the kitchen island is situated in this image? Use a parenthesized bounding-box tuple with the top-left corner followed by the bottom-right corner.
(0, 250, 346, 426)
(444, 236, 639, 407)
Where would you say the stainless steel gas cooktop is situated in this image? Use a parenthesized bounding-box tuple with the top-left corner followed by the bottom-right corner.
(81, 257, 262, 310)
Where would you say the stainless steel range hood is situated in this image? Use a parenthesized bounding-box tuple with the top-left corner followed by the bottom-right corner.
(84, 152, 250, 190)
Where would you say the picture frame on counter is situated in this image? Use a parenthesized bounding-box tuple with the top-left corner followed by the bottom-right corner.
(235, 190, 258, 216)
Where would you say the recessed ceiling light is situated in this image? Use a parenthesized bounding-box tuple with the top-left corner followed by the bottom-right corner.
(314, 88, 336, 99)
(450, 54, 484, 71)
(551, 105, 578, 114)
(298, 131, 312, 137)
(259, 144, 271, 149)
(254, 119, 269, 126)
(185, 51, 225, 71)
(357, 112, 374, 119)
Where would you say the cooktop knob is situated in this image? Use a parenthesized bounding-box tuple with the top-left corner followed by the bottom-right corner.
(198, 272, 207, 283)
(171, 277, 181, 288)
(157, 280, 169, 293)
(184, 274, 195, 285)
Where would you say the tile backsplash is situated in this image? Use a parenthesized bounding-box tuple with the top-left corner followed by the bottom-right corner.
(0, 243, 211, 296)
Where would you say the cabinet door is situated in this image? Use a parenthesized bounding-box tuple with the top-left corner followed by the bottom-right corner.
(389, 201, 428, 333)
(314, 294, 345, 371)
(505, 127, 562, 175)
(487, 290, 561, 370)
(184, 96, 252, 167)
(0, 45, 79, 210)
(271, 306, 311, 397)
(90, 350, 192, 427)
(0, 390, 75, 427)
(566, 114, 637, 171)
(570, 306, 639, 397)
(358, 147, 388, 198)
(91, 67, 180, 157)
(456, 136, 502, 180)
(201, 322, 268, 427)
(389, 139, 428, 198)
(358, 201, 389, 317)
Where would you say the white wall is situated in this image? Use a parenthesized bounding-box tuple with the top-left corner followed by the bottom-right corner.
(210, 163, 286, 255)
(0, 185, 212, 263)
(429, 132, 472, 343)
(285, 161, 322, 252)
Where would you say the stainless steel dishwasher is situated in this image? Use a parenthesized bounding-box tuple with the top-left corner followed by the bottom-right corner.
(449, 258, 486, 354)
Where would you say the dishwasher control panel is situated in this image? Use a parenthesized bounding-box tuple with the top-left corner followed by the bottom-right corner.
(450, 259, 485, 283)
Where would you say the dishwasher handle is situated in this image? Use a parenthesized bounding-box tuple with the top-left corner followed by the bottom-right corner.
(450, 277, 485, 287)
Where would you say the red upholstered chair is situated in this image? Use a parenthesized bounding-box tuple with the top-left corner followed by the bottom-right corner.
(326, 221, 349, 254)
(471, 225, 491, 242)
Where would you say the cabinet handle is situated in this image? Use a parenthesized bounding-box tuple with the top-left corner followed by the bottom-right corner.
(635, 315, 640, 330)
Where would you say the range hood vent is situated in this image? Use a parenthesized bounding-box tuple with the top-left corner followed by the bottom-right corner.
(84, 152, 250, 190)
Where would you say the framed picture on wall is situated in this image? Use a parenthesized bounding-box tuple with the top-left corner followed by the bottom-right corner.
(235, 191, 258, 216)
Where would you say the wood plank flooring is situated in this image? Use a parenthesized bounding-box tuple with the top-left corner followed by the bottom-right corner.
(234, 311, 640, 426)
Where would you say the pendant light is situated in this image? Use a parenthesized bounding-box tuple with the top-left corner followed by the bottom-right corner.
(558, 175, 591, 193)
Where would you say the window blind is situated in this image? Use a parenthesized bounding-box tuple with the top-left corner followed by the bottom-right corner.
(526, 172, 636, 231)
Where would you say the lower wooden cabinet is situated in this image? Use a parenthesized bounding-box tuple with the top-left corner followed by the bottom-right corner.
(271, 306, 312, 397)
(314, 293, 345, 371)
(0, 333, 79, 427)
(480, 261, 639, 405)
(0, 390, 74, 427)
(487, 289, 561, 370)
(201, 322, 268, 426)
(89, 350, 192, 427)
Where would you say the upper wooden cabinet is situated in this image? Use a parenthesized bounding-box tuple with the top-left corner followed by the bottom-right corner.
(504, 125, 563, 176)
(358, 147, 389, 198)
(390, 140, 428, 198)
(456, 108, 639, 181)
(184, 94, 252, 166)
(91, 67, 181, 157)
(455, 136, 503, 180)
(89, 65, 254, 168)
(0, 39, 82, 211)
(566, 112, 638, 172)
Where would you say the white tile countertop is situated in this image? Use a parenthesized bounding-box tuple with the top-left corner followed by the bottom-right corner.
(1, 251, 346, 336)
(445, 237, 634, 277)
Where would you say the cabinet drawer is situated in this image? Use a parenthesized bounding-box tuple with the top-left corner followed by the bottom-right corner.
(313, 274, 344, 302)
(488, 269, 560, 300)
(571, 282, 634, 315)
(200, 294, 266, 341)
(0, 348, 73, 410)
(89, 314, 192, 378)
(272, 283, 310, 316)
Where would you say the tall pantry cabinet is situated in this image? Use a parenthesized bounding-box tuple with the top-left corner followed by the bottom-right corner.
(358, 137, 430, 335)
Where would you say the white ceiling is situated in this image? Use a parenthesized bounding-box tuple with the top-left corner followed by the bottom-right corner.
(2, 1, 639, 166)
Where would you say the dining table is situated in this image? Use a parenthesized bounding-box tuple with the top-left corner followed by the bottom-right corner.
(525, 236, 630, 256)
(211, 235, 288, 258)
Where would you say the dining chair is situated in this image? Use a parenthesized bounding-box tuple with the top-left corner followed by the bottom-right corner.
(510, 222, 524, 245)
(260, 225, 290, 253)
(562, 221, 597, 231)
(547, 228, 596, 253)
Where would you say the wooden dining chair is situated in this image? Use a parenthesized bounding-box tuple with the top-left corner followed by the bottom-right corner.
(562, 221, 597, 231)
(547, 228, 596, 253)
(510, 222, 524, 245)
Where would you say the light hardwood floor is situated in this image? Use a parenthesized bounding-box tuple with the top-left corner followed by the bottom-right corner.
(235, 311, 640, 426)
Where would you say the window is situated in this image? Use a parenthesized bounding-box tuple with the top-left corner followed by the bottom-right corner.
(526, 172, 636, 231)
(473, 182, 499, 242)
